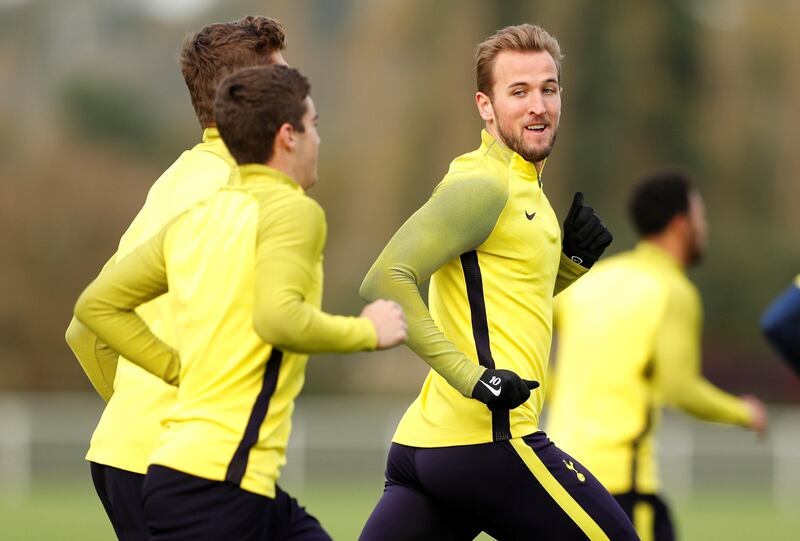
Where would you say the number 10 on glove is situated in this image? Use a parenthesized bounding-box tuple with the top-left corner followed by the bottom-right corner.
(471, 368, 539, 411)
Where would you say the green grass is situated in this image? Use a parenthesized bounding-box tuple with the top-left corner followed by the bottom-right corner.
(0, 478, 115, 541)
(673, 490, 800, 541)
(2, 477, 798, 540)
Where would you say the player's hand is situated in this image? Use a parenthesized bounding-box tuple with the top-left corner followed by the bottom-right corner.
(361, 300, 407, 350)
(741, 394, 768, 435)
(470, 368, 539, 411)
(562, 192, 613, 268)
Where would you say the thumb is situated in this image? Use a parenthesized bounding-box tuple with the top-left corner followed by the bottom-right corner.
(565, 192, 584, 225)
(523, 379, 540, 390)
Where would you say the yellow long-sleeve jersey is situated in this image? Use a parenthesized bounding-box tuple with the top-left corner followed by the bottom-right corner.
(65, 128, 235, 474)
(75, 164, 377, 497)
(547, 241, 752, 494)
(361, 130, 586, 447)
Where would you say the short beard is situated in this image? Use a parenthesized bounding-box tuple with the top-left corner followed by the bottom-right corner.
(496, 119, 558, 164)
(686, 228, 705, 267)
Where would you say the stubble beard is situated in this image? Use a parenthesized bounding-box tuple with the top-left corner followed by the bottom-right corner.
(496, 118, 558, 164)
(685, 227, 705, 267)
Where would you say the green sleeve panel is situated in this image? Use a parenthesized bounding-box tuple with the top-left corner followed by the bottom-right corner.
(655, 283, 751, 426)
(74, 227, 180, 386)
(253, 196, 377, 353)
(360, 174, 508, 397)
(553, 253, 589, 297)
(65, 255, 118, 401)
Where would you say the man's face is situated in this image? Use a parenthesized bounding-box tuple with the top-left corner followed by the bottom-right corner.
(476, 50, 561, 166)
(685, 189, 708, 266)
(294, 96, 320, 191)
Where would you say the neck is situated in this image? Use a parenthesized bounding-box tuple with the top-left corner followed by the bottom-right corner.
(485, 122, 501, 144)
(485, 122, 545, 174)
(644, 232, 688, 269)
(265, 155, 304, 189)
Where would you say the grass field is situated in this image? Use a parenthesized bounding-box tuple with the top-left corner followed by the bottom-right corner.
(1, 476, 798, 540)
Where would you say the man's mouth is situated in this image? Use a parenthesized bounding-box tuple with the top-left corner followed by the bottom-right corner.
(525, 123, 547, 133)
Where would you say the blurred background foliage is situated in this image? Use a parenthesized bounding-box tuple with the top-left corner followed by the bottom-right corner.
(1, 0, 798, 400)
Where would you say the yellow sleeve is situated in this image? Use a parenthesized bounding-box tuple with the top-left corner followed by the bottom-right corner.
(65, 255, 119, 401)
(655, 283, 751, 426)
(553, 253, 589, 296)
(74, 227, 180, 385)
(360, 175, 507, 397)
(252, 196, 377, 353)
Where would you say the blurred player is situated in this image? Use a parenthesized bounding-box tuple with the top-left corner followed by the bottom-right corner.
(761, 276, 800, 377)
(75, 65, 407, 540)
(547, 171, 768, 541)
(359, 24, 637, 540)
(64, 16, 289, 539)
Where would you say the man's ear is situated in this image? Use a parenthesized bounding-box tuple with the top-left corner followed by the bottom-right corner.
(274, 122, 296, 153)
(476, 92, 494, 122)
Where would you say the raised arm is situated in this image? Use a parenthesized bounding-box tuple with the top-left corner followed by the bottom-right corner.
(252, 196, 381, 353)
(360, 174, 510, 398)
(554, 192, 613, 296)
(74, 229, 179, 385)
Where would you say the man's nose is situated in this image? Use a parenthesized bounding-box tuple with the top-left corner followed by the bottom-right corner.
(528, 92, 546, 116)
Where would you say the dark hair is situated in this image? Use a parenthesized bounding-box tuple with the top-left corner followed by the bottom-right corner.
(628, 171, 693, 236)
(179, 16, 286, 128)
(214, 65, 311, 165)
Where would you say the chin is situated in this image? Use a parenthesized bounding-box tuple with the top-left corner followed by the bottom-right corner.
(688, 250, 705, 267)
(520, 136, 556, 163)
(521, 146, 553, 164)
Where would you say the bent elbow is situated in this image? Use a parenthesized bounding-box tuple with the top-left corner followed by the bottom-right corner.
(359, 272, 380, 303)
(253, 312, 279, 345)
(73, 291, 94, 329)
(253, 311, 298, 350)
(65, 317, 83, 350)
(360, 263, 411, 303)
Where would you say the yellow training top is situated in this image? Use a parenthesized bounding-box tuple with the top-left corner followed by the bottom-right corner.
(75, 164, 377, 497)
(65, 128, 235, 474)
(361, 130, 586, 447)
(547, 241, 752, 494)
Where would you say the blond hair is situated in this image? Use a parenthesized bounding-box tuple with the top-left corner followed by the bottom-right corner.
(475, 24, 563, 97)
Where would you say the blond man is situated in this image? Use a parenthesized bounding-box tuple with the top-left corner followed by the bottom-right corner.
(359, 24, 635, 540)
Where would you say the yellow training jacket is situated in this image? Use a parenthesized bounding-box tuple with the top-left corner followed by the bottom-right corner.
(75, 164, 377, 497)
(362, 130, 586, 447)
(547, 241, 752, 494)
(66, 128, 235, 473)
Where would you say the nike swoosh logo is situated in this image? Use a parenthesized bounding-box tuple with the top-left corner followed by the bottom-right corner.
(479, 380, 501, 397)
(525, 211, 536, 220)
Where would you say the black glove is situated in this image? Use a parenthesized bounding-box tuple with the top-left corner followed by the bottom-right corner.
(562, 192, 613, 268)
(471, 369, 539, 411)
